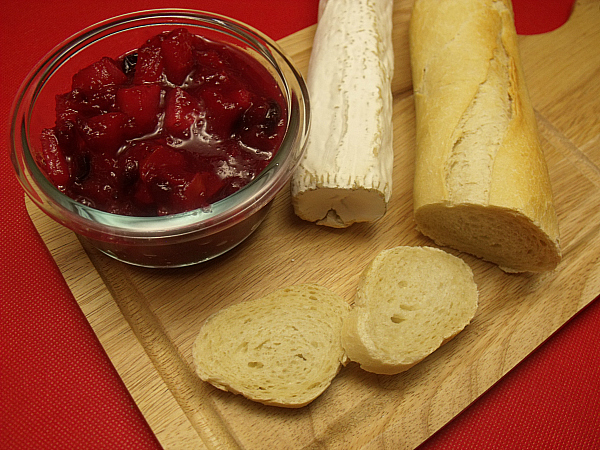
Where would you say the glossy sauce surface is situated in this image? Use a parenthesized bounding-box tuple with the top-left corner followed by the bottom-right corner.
(39, 28, 287, 216)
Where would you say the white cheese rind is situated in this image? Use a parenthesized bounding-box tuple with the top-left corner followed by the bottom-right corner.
(290, 0, 395, 228)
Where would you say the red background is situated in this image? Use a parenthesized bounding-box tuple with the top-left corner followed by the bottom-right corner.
(2, 1, 598, 449)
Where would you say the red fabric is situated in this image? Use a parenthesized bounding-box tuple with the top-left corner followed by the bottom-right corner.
(419, 297, 600, 450)
(2, 1, 594, 449)
(0, 2, 317, 449)
(513, 0, 575, 34)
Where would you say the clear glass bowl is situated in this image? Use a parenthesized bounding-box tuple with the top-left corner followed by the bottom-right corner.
(10, 9, 309, 268)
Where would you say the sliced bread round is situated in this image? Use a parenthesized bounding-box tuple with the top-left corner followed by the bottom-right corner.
(192, 284, 350, 408)
(341, 246, 478, 375)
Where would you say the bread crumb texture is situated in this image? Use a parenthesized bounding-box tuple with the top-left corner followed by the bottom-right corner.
(341, 246, 479, 375)
(192, 284, 349, 408)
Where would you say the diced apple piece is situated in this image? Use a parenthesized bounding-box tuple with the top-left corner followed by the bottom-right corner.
(163, 87, 203, 138)
(161, 28, 195, 85)
(116, 84, 162, 137)
(78, 112, 129, 154)
(133, 36, 165, 84)
(72, 57, 127, 93)
(39, 128, 70, 186)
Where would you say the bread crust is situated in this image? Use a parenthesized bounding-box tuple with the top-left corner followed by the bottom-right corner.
(192, 284, 349, 408)
(341, 246, 479, 375)
(409, 0, 561, 272)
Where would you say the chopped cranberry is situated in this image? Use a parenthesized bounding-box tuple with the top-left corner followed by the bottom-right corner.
(86, 84, 120, 115)
(69, 153, 120, 208)
(138, 145, 194, 213)
(68, 153, 91, 183)
(74, 178, 118, 210)
(174, 171, 225, 211)
(238, 99, 285, 152)
(132, 181, 154, 208)
(54, 94, 83, 144)
(194, 48, 228, 71)
(55, 92, 81, 124)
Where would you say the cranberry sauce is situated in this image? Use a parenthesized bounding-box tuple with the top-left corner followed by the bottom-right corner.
(38, 28, 287, 216)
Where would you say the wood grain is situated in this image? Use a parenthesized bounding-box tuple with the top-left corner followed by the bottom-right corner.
(26, 0, 600, 448)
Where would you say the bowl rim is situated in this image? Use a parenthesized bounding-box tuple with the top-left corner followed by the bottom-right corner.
(10, 8, 310, 240)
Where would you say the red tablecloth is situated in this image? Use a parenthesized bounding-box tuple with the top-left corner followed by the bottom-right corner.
(2, 1, 598, 449)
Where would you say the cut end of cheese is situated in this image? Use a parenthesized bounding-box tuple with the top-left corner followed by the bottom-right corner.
(292, 186, 387, 228)
(415, 203, 561, 273)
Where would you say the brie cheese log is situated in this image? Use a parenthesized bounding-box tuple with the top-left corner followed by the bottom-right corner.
(291, 0, 394, 228)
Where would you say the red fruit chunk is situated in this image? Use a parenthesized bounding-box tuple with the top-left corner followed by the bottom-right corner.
(42, 28, 288, 216)
(39, 128, 70, 187)
(175, 171, 225, 210)
(65, 152, 119, 210)
(238, 99, 285, 152)
(198, 171, 225, 199)
(86, 85, 119, 114)
(195, 48, 228, 71)
(229, 88, 254, 111)
(116, 84, 162, 137)
(116, 141, 156, 189)
(181, 172, 208, 203)
(75, 178, 118, 210)
(199, 86, 253, 137)
(133, 181, 154, 207)
(67, 153, 90, 182)
(190, 66, 231, 90)
(72, 57, 127, 93)
(161, 28, 195, 85)
(54, 93, 83, 153)
(139, 145, 187, 186)
(78, 112, 129, 154)
(138, 146, 210, 214)
(133, 37, 164, 84)
(164, 87, 203, 138)
(55, 92, 81, 124)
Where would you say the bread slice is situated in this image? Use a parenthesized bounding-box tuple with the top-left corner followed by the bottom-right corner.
(409, 0, 561, 273)
(341, 246, 478, 375)
(192, 284, 350, 408)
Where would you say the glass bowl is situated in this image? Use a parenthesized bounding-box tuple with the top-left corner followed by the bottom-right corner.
(10, 9, 309, 268)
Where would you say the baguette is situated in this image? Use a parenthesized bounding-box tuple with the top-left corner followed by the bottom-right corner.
(290, 0, 394, 228)
(409, 0, 561, 273)
(192, 284, 349, 408)
(341, 246, 478, 375)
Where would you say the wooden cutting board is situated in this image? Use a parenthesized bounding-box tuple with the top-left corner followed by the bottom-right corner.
(27, 1, 600, 448)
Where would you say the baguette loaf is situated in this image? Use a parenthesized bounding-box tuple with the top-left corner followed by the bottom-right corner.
(290, 0, 394, 228)
(409, 0, 561, 273)
(341, 246, 478, 375)
(192, 284, 349, 408)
